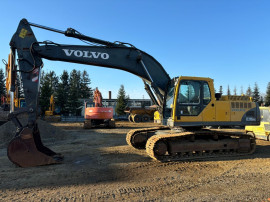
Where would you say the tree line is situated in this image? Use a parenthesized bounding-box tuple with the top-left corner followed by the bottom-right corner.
(40, 69, 93, 115)
(0, 68, 129, 116)
(2, 66, 270, 112)
(218, 83, 270, 106)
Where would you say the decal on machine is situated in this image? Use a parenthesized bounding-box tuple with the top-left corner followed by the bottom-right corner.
(62, 49, 110, 60)
(232, 109, 246, 112)
(19, 28, 28, 38)
(31, 68, 39, 82)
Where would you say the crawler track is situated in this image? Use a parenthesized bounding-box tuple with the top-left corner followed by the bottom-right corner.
(146, 130, 256, 162)
(126, 126, 170, 149)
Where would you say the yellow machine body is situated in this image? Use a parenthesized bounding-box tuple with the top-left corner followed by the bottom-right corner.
(154, 110, 161, 123)
(245, 107, 270, 140)
(44, 95, 60, 122)
(45, 95, 55, 116)
(166, 76, 258, 127)
(4, 54, 25, 109)
(5, 54, 12, 105)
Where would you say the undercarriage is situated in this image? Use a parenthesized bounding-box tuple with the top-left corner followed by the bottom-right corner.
(126, 126, 256, 162)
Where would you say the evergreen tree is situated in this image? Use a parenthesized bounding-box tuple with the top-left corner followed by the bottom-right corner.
(259, 96, 264, 106)
(246, 85, 252, 97)
(116, 85, 129, 115)
(252, 82, 260, 103)
(240, 86, 244, 95)
(233, 86, 237, 95)
(39, 72, 53, 114)
(265, 82, 270, 106)
(0, 68, 6, 99)
(219, 85, 223, 95)
(227, 85, 231, 96)
(80, 70, 92, 98)
(56, 70, 70, 115)
(68, 69, 81, 115)
(46, 71, 59, 93)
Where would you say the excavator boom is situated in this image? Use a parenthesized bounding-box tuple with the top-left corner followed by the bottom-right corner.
(7, 18, 171, 167)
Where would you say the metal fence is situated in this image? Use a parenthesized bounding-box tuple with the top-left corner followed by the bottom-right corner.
(61, 116, 85, 122)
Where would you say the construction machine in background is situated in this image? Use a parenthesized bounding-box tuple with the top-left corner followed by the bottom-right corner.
(6, 19, 260, 167)
(45, 95, 55, 116)
(0, 55, 25, 125)
(84, 88, 115, 128)
(0, 95, 9, 125)
(246, 106, 270, 141)
(44, 95, 61, 122)
(125, 106, 156, 123)
(2, 54, 26, 109)
(154, 110, 161, 124)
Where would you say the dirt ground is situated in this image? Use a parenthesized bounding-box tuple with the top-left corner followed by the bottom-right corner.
(1, 121, 270, 201)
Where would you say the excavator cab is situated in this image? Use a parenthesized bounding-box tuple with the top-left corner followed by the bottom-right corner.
(165, 76, 259, 128)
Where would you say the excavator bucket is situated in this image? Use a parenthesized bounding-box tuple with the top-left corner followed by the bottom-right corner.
(7, 125, 63, 167)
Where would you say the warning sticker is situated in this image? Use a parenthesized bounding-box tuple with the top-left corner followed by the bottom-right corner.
(19, 28, 28, 38)
(32, 68, 39, 82)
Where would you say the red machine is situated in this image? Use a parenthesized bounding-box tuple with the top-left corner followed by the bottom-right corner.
(84, 88, 115, 128)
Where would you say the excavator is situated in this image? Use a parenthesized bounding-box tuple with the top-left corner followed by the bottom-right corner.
(44, 94, 61, 122)
(0, 54, 25, 125)
(6, 18, 260, 167)
(84, 87, 115, 128)
(2, 54, 25, 110)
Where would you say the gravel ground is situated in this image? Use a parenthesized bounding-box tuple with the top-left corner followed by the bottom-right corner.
(0, 121, 270, 201)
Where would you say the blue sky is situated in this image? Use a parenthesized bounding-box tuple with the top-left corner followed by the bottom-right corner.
(0, 1, 269, 99)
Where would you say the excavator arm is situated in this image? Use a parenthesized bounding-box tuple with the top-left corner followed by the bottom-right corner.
(11, 18, 170, 107)
(7, 18, 172, 167)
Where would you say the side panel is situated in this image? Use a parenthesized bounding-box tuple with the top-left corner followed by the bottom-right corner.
(215, 101, 231, 122)
(201, 102, 216, 122)
(176, 114, 203, 122)
(231, 110, 246, 122)
(253, 122, 267, 138)
(231, 102, 257, 122)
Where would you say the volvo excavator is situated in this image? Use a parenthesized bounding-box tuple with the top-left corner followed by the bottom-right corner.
(7, 19, 260, 167)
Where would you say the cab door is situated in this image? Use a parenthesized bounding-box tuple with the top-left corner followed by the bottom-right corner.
(174, 80, 203, 124)
(201, 82, 216, 122)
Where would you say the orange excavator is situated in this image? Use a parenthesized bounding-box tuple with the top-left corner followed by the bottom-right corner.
(84, 88, 115, 128)
(6, 19, 260, 167)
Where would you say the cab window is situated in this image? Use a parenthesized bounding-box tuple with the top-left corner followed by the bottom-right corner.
(178, 81, 200, 104)
(203, 82, 211, 105)
(177, 81, 201, 116)
(175, 80, 212, 117)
